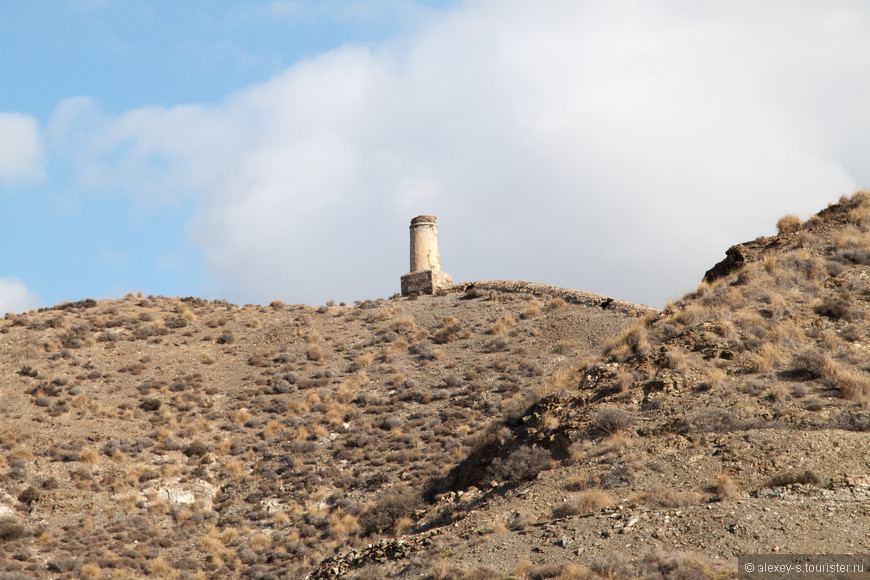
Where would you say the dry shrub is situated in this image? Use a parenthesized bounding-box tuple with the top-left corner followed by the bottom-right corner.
(514, 561, 594, 580)
(564, 471, 596, 492)
(615, 368, 638, 393)
(837, 368, 870, 401)
(553, 489, 613, 517)
(837, 248, 870, 265)
(249, 532, 272, 551)
(233, 409, 252, 425)
(790, 349, 837, 381)
(329, 512, 361, 537)
(489, 445, 551, 483)
(7, 446, 33, 462)
(488, 315, 516, 336)
(508, 512, 535, 531)
(148, 556, 174, 575)
(847, 197, 870, 227)
(636, 486, 701, 508)
(521, 301, 542, 320)
(593, 407, 634, 436)
(534, 366, 579, 399)
(766, 470, 821, 488)
(390, 317, 417, 333)
(263, 420, 287, 439)
(813, 296, 859, 321)
(663, 349, 688, 374)
(358, 493, 421, 536)
(433, 316, 468, 344)
(545, 297, 567, 311)
(355, 352, 374, 368)
(80, 563, 102, 579)
(715, 473, 740, 501)
(792, 348, 870, 399)
(776, 214, 802, 235)
(697, 368, 726, 391)
(0, 520, 25, 541)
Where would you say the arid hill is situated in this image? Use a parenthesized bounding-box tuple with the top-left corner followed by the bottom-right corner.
(0, 279, 643, 578)
(7, 192, 870, 580)
(309, 192, 870, 579)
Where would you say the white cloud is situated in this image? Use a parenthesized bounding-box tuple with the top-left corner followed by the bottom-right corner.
(0, 113, 45, 185)
(0, 278, 41, 314)
(53, 1, 870, 306)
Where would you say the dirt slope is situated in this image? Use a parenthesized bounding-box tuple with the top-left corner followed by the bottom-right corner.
(0, 284, 642, 578)
(311, 192, 870, 579)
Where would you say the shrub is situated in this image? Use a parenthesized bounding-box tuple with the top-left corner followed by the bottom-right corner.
(358, 493, 421, 535)
(489, 445, 551, 483)
(593, 407, 634, 435)
(521, 303, 542, 320)
(489, 315, 516, 336)
(790, 349, 836, 381)
(837, 248, 870, 265)
(813, 297, 854, 321)
(766, 470, 821, 488)
(636, 486, 701, 508)
(0, 521, 24, 541)
(715, 473, 740, 501)
(433, 316, 467, 344)
(484, 337, 509, 353)
(17, 486, 39, 505)
(552, 489, 613, 517)
(216, 331, 235, 344)
(776, 214, 802, 234)
(47, 559, 80, 573)
(183, 441, 210, 458)
(357, 353, 377, 369)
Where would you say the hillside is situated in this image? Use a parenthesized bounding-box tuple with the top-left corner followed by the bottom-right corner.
(0, 283, 643, 578)
(7, 192, 870, 580)
(310, 192, 870, 579)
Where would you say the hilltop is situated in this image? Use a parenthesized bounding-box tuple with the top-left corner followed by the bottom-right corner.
(310, 192, 870, 579)
(0, 280, 643, 578)
(6, 192, 870, 580)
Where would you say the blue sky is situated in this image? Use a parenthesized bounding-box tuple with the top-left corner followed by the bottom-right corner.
(1, 1, 869, 312)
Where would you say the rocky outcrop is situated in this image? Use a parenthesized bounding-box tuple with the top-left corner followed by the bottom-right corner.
(453, 280, 656, 317)
(306, 534, 437, 579)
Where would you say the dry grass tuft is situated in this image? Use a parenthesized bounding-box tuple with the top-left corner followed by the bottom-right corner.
(635, 486, 702, 508)
(715, 473, 740, 501)
(776, 214, 802, 235)
(553, 489, 613, 517)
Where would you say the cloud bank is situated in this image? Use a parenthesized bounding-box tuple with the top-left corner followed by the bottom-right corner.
(0, 113, 45, 185)
(52, 1, 870, 306)
(0, 278, 41, 315)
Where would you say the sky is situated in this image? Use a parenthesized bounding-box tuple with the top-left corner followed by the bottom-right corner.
(1, 1, 869, 313)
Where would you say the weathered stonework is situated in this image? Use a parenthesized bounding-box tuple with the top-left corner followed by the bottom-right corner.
(401, 215, 452, 295)
(401, 269, 453, 296)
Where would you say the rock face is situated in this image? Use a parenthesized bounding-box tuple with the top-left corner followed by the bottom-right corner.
(307, 536, 436, 580)
(703, 237, 774, 283)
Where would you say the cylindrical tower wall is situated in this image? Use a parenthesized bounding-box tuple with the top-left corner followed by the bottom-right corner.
(409, 215, 441, 272)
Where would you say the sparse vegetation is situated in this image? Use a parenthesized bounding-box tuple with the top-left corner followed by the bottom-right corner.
(553, 489, 613, 517)
(6, 193, 870, 578)
(776, 214, 802, 234)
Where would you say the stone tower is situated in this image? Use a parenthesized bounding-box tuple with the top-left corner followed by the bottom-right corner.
(400, 215, 452, 295)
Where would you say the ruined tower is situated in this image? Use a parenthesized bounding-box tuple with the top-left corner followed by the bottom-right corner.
(400, 215, 452, 295)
